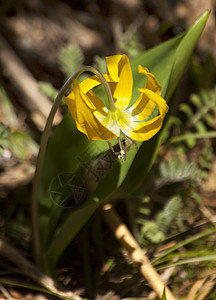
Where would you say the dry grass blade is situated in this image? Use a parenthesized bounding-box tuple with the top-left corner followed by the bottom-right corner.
(186, 273, 216, 300)
(0, 283, 13, 300)
(186, 279, 206, 300)
(196, 274, 216, 300)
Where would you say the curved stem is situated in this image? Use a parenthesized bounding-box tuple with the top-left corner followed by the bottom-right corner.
(92, 67, 116, 111)
(31, 66, 115, 266)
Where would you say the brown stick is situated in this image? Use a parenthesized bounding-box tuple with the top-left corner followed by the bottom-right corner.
(0, 34, 62, 130)
(0, 239, 82, 300)
(102, 203, 177, 300)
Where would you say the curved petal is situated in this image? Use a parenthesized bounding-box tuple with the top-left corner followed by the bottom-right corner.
(66, 78, 110, 111)
(106, 55, 133, 111)
(106, 55, 122, 82)
(79, 74, 113, 94)
(138, 65, 162, 95)
(65, 79, 117, 140)
(138, 88, 169, 116)
(123, 89, 168, 141)
(127, 92, 156, 121)
(125, 116, 163, 141)
(64, 89, 77, 124)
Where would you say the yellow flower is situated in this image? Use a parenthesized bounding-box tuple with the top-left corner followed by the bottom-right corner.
(65, 54, 168, 144)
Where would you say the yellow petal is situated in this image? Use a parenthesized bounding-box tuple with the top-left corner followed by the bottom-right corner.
(106, 55, 133, 111)
(106, 55, 122, 82)
(78, 73, 114, 111)
(64, 90, 77, 122)
(127, 92, 156, 121)
(79, 74, 113, 95)
(124, 89, 168, 141)
(138, 88, 169, 116)
(66, 78, 109, 111)
(126, 116, 163, 141)
(138, 66, 162, 95)
(65, 79, 117, 140)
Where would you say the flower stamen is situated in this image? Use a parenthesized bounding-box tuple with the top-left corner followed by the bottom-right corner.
(107, 134, 138, 161)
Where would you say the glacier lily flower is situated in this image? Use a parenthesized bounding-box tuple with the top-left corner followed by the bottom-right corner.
(65, 54, 168, 159)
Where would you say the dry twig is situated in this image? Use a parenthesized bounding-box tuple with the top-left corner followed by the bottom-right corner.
(101, 203, 177, 300)
(0, 34, 62, 130)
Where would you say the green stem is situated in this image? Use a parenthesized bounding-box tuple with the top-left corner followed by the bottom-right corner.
(31, 66, 115, 267)
(169, 131, 216, 144)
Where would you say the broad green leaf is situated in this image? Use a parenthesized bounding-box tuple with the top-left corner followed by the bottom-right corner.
(38, 113, 108, 248)
(166, 10, 210, 100)
(44, 202, 100, 271)
(116, 10, 210, 194)
(39, 11, 209, 269)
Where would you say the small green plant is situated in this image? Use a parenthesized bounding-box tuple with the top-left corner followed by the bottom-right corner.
(39, 45, 85, 101)
(135, 157, 199, 245)
(0, 122, 38, 160)
(134, 88, 216, 247)
(39, 82, 59, 102)
(170, 86, 216, 147)
(58, 45, 84, 77)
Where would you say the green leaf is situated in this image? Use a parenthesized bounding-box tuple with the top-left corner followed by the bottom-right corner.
(39, 11, 209, 270)
(170, 131, 216, 144)
(0, 87, 19, 127)
(44, 201, 100, 270)
(195, 121, 207, 133)
(162, 287, 167, 300)
(190, 93, 202, 108)
(179, 103, 193, 118)
(116, 10, 210, 194)
(0, 122, 10, 139)
(166, 10, 210, 100)
(204, 113, 214, 127)
(38, 113, 108, 251)
(0, 123, 11, 150)
(151, 227, 216, 265)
